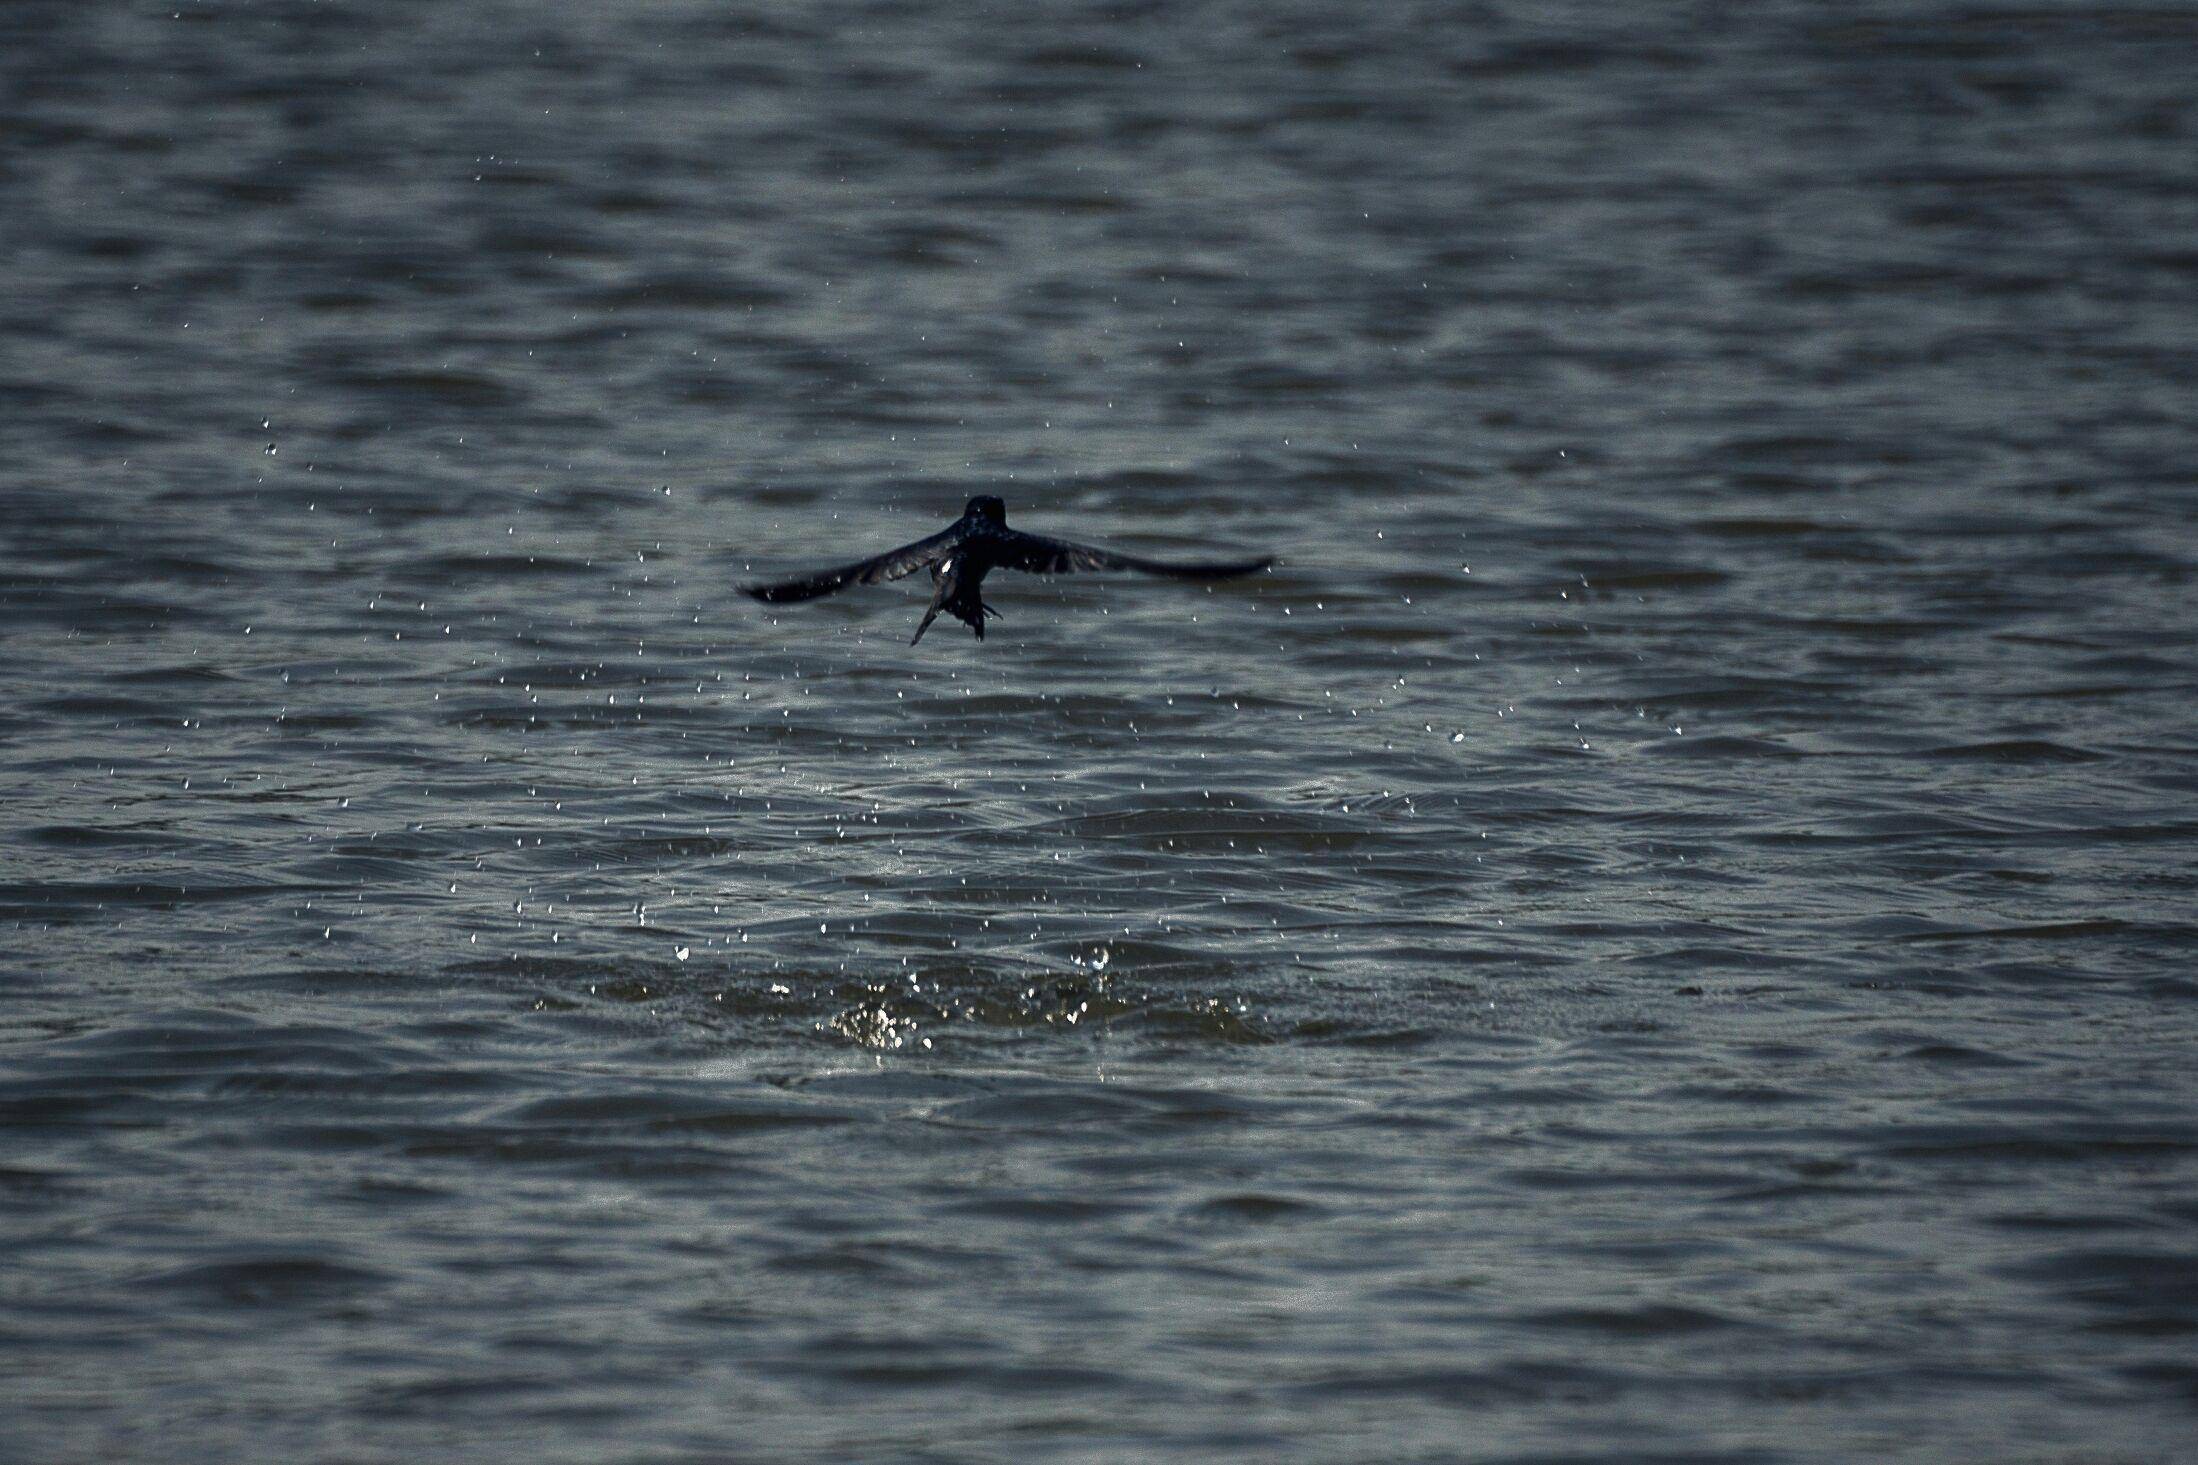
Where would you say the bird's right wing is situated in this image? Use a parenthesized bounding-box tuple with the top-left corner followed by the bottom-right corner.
(997, 530, 1273, 580)
(741, 524, 964, 604)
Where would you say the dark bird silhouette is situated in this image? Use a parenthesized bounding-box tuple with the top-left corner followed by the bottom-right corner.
(742, 496, 1273, 644)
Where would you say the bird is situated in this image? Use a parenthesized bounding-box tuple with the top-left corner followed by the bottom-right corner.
(742, 495, 1273, 644)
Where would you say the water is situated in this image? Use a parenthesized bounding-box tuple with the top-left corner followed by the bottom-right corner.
(5, 2, 2196, 1460)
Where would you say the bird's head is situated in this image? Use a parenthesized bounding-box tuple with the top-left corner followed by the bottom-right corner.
(964, 495, 1007, 525)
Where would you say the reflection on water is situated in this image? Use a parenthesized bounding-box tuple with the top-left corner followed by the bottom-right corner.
(4, 0, 2196, 1460)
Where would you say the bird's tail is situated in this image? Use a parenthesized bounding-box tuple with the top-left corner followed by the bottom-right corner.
(910, 605, 942, 645)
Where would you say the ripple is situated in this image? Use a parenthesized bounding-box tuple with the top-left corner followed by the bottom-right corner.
(144, 1254, 390, 1307)
(1923, 740, 2106, 763)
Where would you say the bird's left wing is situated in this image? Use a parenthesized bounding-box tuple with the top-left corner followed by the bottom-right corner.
(742, 524, 964, 604)
(996, 530, 1273, 580)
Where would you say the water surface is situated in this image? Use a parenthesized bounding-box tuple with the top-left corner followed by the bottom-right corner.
(4, 2, 2196, 1460)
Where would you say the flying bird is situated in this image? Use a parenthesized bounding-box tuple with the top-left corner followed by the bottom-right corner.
(743, 495, 1273, 644)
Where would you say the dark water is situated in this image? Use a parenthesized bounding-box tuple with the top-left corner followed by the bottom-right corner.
(5, 2, 2197, 1460)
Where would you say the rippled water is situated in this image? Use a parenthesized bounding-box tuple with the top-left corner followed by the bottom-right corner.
(5, 2, 2197, 1460)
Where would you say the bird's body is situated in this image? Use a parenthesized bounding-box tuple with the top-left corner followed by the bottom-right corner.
(914, 545, 998, 644)
(743, 496, 1271, 644)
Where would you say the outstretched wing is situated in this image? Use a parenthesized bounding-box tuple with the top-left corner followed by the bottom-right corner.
(997, 530, 1272, 580)
(742, 524, 964, 604)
